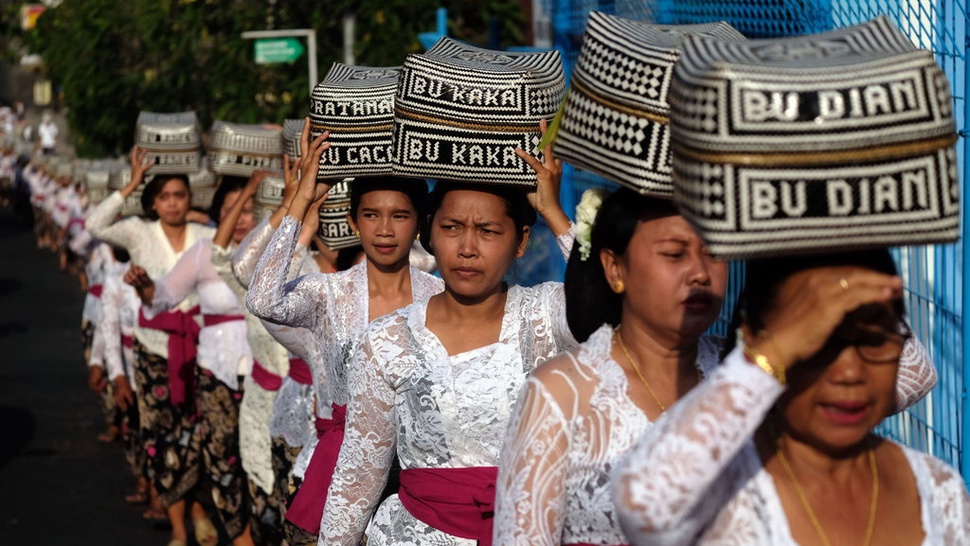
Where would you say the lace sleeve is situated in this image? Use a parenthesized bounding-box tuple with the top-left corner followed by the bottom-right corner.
(922, 455, 970, 541)
(143, 241, 204, 319)
(537, 282, 576, 353)
(246, 216, 322, 331)
(101, 278, 126, 381)
(494, 368, 573, 546)
(319, 322, 398, 546)
(85, 191, 136, 249)
(893, 335, 937, 413)
(88, 317, 106, 369)
(613, 348, 784, 546)
(232, 218, 273, 288)
(556, 226, 576, 262)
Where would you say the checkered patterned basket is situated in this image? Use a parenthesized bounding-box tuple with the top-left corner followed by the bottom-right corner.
(309, 64, 400, 180)
(283, 119, 305, 161)
(253, 171, 287, 225)
(392, 37, 566, 186)
(135, 111, 203, 174)
(671, 17, 959, 258)
(557, 11, 744, 196)
(208, 121, 283, 177)
(317, 179, 357, 250)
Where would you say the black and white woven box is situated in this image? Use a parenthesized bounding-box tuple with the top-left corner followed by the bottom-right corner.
(135, 111, 203, 174)
(670, 19, 958, 258)
(253, 171, 287, 225)
(84, 163, 113, 205)
(392, 37, 566, 186)
(189, 161, 217, 210)
(557, 12, 744, 196)
(309, 64, 399, 179)
(283, 118, 306, 160)
(208, 121, 283, 177)
(318, 179, 357, 250)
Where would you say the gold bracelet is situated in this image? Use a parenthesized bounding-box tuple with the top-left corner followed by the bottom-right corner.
(743, 345, 786, 385)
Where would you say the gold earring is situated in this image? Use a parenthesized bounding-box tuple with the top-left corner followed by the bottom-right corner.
(354, 230, 360, 237)
(612, 280, 625, 294)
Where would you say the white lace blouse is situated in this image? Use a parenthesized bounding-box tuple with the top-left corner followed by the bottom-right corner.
(232, 218, 319, 450)
(86, 190, 214, 357)
(101, 272, 140, 382)
(246, 214, 444, 419)
(319, 282, 577, 546)
(143, 239, 252, 389)
(612, 346, 970, 546)
(494, 325, 722, 545)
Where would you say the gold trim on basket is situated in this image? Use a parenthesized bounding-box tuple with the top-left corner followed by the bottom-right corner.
(309, 121, 395, 133)
(673, 133, 957, 167)
(394, 107, 543, 133)
(571, 78, 669, 125)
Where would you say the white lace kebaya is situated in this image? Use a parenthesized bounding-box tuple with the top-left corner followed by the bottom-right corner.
(247, 214, 443, 534)
(494, 326, 939, 545)
(612, 346, 970, 546)
(86, 190, 214, 358)
(494, 325, 722, 546)
(318, 280, 578, 546)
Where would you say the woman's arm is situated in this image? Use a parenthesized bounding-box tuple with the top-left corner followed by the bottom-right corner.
(319, 325, 398, 545)
(613, 348, 784, 546)
(134, 240, 205, 319)
(213, 171, 266, 250)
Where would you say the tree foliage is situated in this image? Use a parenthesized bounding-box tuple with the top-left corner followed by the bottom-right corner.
(26, 0, 524, 157)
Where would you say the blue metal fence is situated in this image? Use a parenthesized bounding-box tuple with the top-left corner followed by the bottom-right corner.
(519, 0, 967, 480)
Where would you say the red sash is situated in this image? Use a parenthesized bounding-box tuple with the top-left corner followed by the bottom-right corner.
(121, 334, 134, 348)
(284, 403, 347, 533)
(138, 305, 201, 406)
(88, 284, 103, 298)
(287, 358, 312, 385)
(203, 313, 244, 327)
(398, 466, 498, 546)
(251, 360, 282, 391)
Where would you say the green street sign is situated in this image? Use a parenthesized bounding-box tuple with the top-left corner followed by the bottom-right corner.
(254, 38, 305, 64)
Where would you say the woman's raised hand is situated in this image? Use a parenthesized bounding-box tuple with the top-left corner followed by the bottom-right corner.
(746, 266, 904, 370)
(289, 118, 332, 218)
(517, 119, 571, 236)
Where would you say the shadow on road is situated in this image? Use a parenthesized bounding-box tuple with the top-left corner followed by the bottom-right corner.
(0, 405, 35, 467)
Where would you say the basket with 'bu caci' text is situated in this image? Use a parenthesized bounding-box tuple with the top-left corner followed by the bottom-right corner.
(309, 64, 400, 180)
(670, 17, 958, 258)
(557, 11, 744, 196)
(392, 37, 566, 186)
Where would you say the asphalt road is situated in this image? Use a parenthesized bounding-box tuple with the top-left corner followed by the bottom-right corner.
(0, 204, 167, 546)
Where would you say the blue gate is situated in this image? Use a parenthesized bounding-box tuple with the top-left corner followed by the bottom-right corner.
(519, 0, 968, 481)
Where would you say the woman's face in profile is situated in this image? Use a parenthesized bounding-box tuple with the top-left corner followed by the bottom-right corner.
(775, 266, 904, 454)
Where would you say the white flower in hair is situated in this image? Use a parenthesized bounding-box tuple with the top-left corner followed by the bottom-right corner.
(574, 188, 610, 262)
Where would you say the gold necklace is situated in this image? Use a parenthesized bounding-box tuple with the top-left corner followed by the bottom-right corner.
(776, 439, 879, 546)
(615, 329, 666, 413)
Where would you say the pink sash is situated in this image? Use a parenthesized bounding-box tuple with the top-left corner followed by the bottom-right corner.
(398, 466, 498, 546)
(251, 360, 282, 391)
(284, 403, 347, 533)
(287, 358, 312, 385)
(138, 305, 201, 406)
